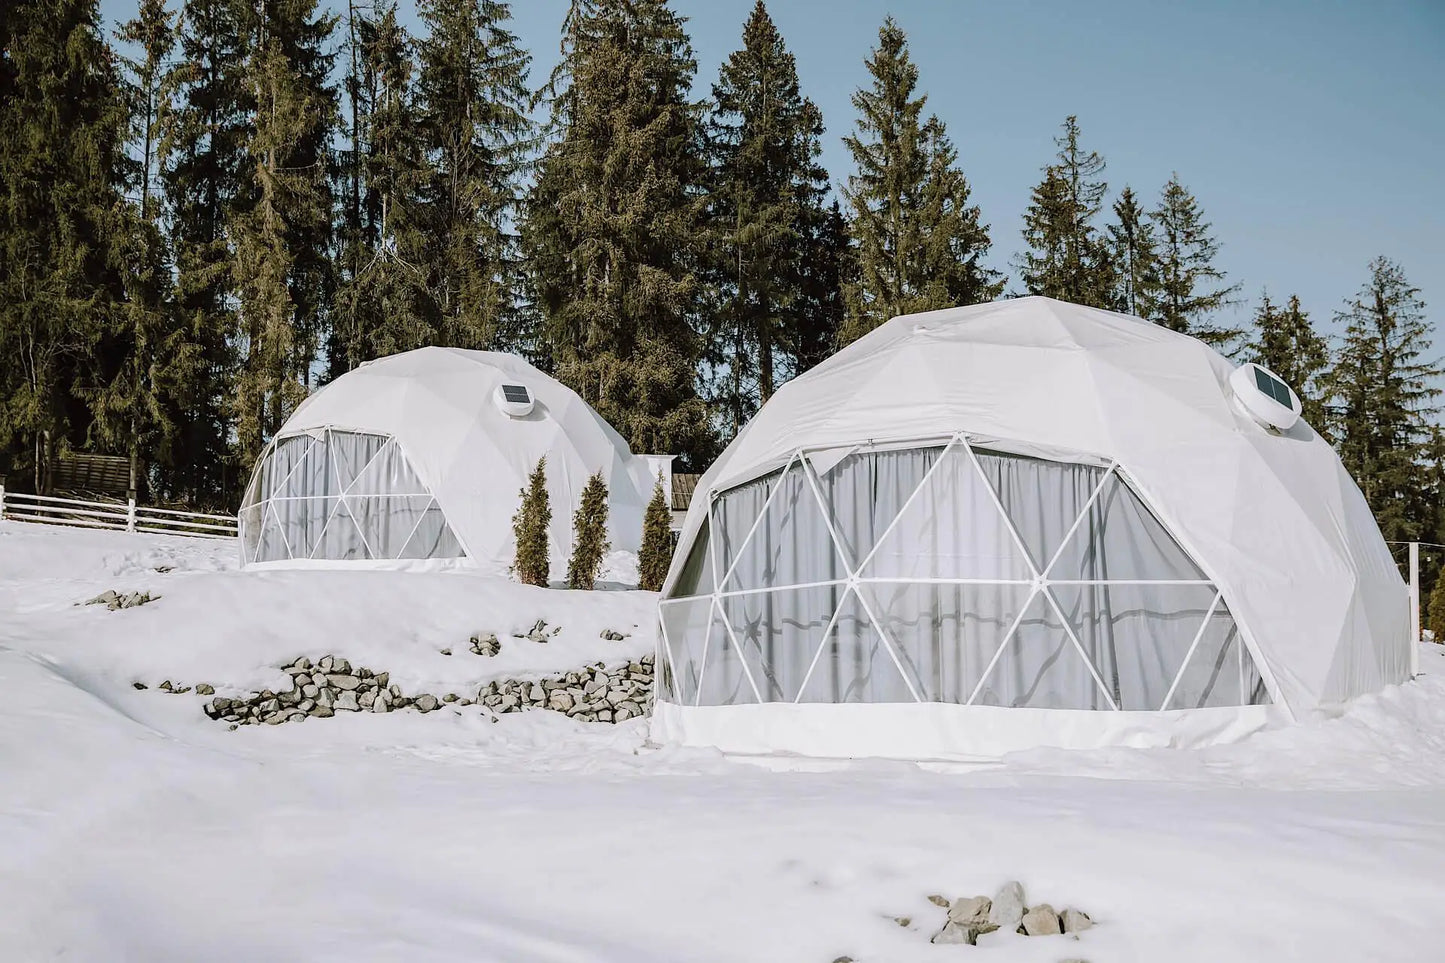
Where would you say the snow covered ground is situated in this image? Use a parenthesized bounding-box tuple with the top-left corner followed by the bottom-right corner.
(3, 520, 1445, 962)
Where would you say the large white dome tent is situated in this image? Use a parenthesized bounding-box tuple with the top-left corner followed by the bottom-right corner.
(652, 296, 1410, 760)
(239, 347, 658, 575)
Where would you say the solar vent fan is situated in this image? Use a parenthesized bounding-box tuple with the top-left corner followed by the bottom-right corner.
(1229, 362, 1301, 432)
(494, 382, 535, 418)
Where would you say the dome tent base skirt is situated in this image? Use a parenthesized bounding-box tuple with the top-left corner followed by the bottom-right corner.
(649, 700, 1285, 762)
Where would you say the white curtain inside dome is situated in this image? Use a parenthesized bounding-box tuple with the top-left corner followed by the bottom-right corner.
(659, 439, 1271, 712)
(239, 429, 464, 563)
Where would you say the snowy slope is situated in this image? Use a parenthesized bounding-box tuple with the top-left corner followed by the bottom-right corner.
(3, 521, 1445, 962)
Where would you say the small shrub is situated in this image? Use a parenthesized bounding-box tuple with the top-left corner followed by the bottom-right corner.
(512, 457, 551, 587)
(638, 474, 673, 592)
(566, 471, 610, 590)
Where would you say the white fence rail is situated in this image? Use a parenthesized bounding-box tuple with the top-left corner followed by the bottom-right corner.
(0, 486, 237, 540)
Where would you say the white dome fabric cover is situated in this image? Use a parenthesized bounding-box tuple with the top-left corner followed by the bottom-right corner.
(652, 297, 1409, 760)
(240, 348, 656, 574)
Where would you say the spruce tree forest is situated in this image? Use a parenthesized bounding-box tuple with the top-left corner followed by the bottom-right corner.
(1, 0, 1440, 569)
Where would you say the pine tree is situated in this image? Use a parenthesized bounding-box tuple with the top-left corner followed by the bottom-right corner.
(1326, 258, 1441, 543)
(523, 0, 713, 466)
(1016, 115, 1111, 306)
(1247, 292, 1330, 429)
(791, 199, 852, 374)
(1149, 173, 1240, 347)
(705, 0, 832, 435)
(85, 0, 182, 498)
(0, 0, 129, 492)
(1106, 186, 1160, 317)
(566, 471, 610, 589)
(229, 0, 338, 465)
(415, 0, 532, 351)
(158, 0, 251, 506)
(839, 17, 999, 345)
(512, 457, 551, 587)
(638, 476, 673, 592)
(330, 0, 434, 375)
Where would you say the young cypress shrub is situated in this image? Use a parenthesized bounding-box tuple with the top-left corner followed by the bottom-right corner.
(566, 471, 610, 590)
(638, 476, 673, 592)
(512, 457, 551, 587)
(1428, 569, 1445, 643)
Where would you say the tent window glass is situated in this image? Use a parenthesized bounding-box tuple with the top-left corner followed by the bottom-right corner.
(662, 440, 1269, 712)
(239, 428, 464, 563)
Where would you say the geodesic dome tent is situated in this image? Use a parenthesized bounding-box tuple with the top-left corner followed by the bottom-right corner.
(239, 348, 657, 574)
(652, 297, 1409, 760)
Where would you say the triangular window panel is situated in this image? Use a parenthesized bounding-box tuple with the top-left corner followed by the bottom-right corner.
(671, 516, 715, 597)
(692, 604, 755, 707)
(794, 589, 922, 704)
(719, 585, 843, 703)
(261, 435, 315, 500)
(857, 445, 1033, 581)
(330, 431, 389, 494)
(972, 591, 1109, 709)
(1163, 600, 1270, 709)
(712, 464, 846, 592)
(972, 449, 1108, 575)
(659, 597, 714, 706)
(816, 445, 941, 571)
(255, 502, 294, 562)
(312, 499, 374, 561)
(859, 581, 1034, 703)
(1046, 472, 1207, 582)
(1052, 583, 1220, 711)
(347, 495, 431, 558)
(346, 439, 431, 497)
(395, 500, 464, 559)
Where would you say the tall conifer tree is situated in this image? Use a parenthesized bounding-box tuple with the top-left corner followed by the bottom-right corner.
(1016, 115, 1111, 306)
(159, 0, 251, 505)
(0, 0, 128, 491)
(706, 0, 832, 435)
(1248, 292, 1330, 429)
(330, 1, 433, 374)
(415, 0, 532, 351)
(1149, 173, 1239, 346)
(1326, 258, 1441, 542)
(523, 0, 713, 465)
(1106, 186, 1160, 318)
(229, 0, 338, 464)
(840, 17, 999, 345)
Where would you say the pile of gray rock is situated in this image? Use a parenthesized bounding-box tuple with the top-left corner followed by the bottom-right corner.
(203, 656, 427, 727)
(477, 654, 654, 723)
(84, 589, 158, 610)
(199, 652, 655, 728)
(928, 881, 1092, 946)
(469, 632, 502, 657)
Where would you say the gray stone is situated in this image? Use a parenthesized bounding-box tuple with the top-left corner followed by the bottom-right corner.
(371, 695, 390, 713)
(389, 683, 402, 699)
(1020, 903, 1061, 937)
(310, 705, 334, 718)
(132, 681, 147, 690)
(331, 658, 351, 675)
(375, 672, 389, 689)
(310, 673, 328, 688)
(298, 699, 315, 712)
(948, 896, 992, 924)
(319, 656, 334, 671)
(413, 694, 440, 712)
(334, 690, 359, 712)
(439, 648, 452, 656)
(358, 667, 372, 679)
(358, 689, 376, 709)
(160, 680, 174, 691)
(617, 700, 642, 717)
(292, 673, 311, 687)
(549, 691, 574, 712)
(302, 683, 319, 699)
(329, 674, 361, 691)
(264, 711, 288, 725)
(930, 921, 974, 945)
(599, 629, 626, 641)
(317, 688, 336, 708)
(293, 657, 312, 670)
(597, 709, 613, 723)
(1060, 908, 1093, 934)
(443, 693, 458, 703)
(86, 589, 120, 606)
(195, 683, 215, 695)
(989, 881, 1026, 931)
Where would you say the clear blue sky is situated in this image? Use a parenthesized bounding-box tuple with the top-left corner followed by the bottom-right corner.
(101, 0, 1444, 339)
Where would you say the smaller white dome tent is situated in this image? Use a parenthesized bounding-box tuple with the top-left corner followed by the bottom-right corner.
(652, 297, 1409, 760)
(239, 348, 656, 574)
